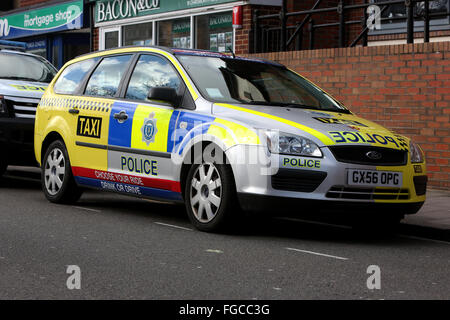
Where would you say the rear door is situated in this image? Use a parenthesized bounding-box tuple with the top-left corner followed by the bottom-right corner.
(68, 54, 134, 187)
(107, 53, 188, 201)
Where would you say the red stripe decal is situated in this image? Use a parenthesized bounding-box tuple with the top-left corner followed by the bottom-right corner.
(72, 167, 181, 193)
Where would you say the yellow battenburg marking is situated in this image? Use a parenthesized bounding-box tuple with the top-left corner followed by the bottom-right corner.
(10, 84, 47, 92)
(207, 118, 261, 148)
(374, 164, 426, 203)
(216, 103, 335, 145)
(131, 105, 173, 152)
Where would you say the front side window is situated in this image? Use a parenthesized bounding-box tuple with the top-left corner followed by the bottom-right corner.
(126, 55, 182, 101)
(177, 55, 348, 113)
(0, 53, 56, 83)
(54, 58, 98, 95)
(85, 55, 132, 98)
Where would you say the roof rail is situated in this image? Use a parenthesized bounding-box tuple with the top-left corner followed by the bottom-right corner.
(0, 40, 27, 52)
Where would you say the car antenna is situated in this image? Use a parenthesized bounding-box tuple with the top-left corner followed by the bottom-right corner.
(227, 46, 235, 59)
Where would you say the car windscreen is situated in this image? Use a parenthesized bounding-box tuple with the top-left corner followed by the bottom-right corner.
(177, 55, 348, 113)
(0, 52, 57, 83)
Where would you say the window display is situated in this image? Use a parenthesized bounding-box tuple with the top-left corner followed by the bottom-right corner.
(196, 12, 233, 52)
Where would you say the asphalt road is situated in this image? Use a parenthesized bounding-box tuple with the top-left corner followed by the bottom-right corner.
(0, 167, 449, 300)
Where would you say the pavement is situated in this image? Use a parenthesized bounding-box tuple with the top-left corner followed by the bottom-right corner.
(0, 167, 449, 299)
(402, 189, 450, 230)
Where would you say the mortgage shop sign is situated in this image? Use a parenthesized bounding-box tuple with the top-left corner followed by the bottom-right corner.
(95, 0, 238, 23)
(0, 0, 84, 40)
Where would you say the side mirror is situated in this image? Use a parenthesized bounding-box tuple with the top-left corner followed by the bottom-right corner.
(147, 87, 179, 106)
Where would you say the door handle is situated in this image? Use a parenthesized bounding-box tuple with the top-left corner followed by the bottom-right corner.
(68, 108, 79, 115)
(114, 110, 128, 123)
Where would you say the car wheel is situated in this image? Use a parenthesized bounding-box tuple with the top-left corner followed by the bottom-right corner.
(0, 160, 6, 177)
(42, 140, 82, 204)
(185, 162, 238, 232)
(352, 214, 403, 236)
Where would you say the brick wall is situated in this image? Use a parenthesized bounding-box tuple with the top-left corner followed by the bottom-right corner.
(19, 0, 48, 7)
(248, 42, 450, 190)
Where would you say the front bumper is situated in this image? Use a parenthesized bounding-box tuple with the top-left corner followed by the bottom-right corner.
(226, 144, 427, 214)
(0, 118, 37, 166)
(237, 193, 424, 216)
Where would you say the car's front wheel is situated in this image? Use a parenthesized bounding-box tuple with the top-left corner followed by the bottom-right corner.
(0, 160, 7, 177)
(185, 162, 238, 232)
(42, 140, 82, 204)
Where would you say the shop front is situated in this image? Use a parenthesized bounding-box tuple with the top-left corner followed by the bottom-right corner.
(0, 0, 90, 68)
(94, 0, 280, 52)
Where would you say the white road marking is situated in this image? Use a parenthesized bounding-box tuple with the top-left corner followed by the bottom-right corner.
(72, 206, 102, 213)
(205, 249, 223, 254)
(154, 222, 193, 231)
(286, 247, 349, 261)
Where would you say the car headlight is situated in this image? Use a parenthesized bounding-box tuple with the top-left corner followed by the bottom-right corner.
(266, 131, 323, 157)
(410, 141, 424, 163)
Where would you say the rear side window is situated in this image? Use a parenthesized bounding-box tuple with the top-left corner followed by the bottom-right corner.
(126, 54, 182, 101)
(54, 58, 98, 94)
(85, 55, 132, 98)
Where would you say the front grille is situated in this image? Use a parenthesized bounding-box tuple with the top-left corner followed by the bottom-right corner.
(413, 175, 428, 196)
(326, 186, 410, 200)
(272, 169, 327, 193)
(6, 97, 39, 119)
(329, 146, 407, 166)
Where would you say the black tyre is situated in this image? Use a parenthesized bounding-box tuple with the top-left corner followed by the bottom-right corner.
(0, 160, 6, 177)
(42, 140, 82, 204)
(352, 214, 403, 236)
(184, 161, 239, 232)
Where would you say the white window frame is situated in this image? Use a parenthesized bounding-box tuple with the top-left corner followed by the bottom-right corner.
(98, 7, 236, 51)
(99, 26, 122, 50)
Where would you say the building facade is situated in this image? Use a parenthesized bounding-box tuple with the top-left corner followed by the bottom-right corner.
(0, 0, 92, 68)
(92, 0, 281, 53)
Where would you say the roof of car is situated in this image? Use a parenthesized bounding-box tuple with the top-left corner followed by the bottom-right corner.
(76, 45, 283, 67)
(0, 49, 42, 58)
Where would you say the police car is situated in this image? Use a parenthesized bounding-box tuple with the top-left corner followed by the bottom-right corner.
(0, 40, 57, 177)
(34, 46, 427, 232)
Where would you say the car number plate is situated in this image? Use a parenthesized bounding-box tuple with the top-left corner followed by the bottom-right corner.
(347, 169, 402, 187)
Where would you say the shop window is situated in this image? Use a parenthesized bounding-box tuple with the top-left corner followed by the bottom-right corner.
(85, 55, 132, 98)
(126, 55, 181, 101)
(370, 0, 450, 34)
(123, 22, 153, 46)
(196, 12, 233, 52)
(158, 18, 191, 48)
(105, 31, 120, 49)
(54, 58, 99, 95)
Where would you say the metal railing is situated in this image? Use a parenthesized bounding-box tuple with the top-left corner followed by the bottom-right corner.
(253, 0, 450, 53)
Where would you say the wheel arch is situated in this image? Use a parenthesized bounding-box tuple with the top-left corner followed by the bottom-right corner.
(40, 131, 66, 165)
(179, 140, 236, 200)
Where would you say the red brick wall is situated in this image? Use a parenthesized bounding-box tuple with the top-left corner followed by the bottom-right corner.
(19, 0, 47, 7)
(248, 42, 450, 190)
(93, 27, 99, 52)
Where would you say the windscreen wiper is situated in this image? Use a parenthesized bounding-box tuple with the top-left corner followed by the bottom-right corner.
(3, 76, 38, 82)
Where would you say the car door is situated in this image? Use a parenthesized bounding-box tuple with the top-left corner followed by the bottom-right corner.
(70, 54, 134, 184)
(107, 54, 187, 201)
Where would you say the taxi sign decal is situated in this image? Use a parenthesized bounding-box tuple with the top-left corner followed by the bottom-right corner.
(77, 116, 102, 139)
